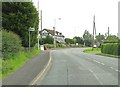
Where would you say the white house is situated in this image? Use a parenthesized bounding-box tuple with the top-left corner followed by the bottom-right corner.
(39, 29, 65, 43)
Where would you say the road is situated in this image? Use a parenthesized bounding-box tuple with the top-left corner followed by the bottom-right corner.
(36, 48, 118, 86)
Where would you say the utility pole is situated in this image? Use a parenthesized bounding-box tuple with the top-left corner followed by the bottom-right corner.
(92, 15, 96, 50)
(108, 27, 109, 36)
(40, 10, 43, 44)
(37, 0, 40, 50)
(53, 18, 61, 48)
(29, 29, 30, 50)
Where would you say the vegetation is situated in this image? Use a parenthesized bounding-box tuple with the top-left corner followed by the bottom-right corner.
(1, 2, 42, 79)
(65, 38, 74, 44)
(95, 33, 105, 47)
(106, 35, 119, 42)
(1, 30, 42, 79)
(83, 48, 120, 58)
(101, 42, 120, 56)
(2, 2, 39, 47)
(73, 37, 84, 45)
(2, 48, 41, 79)
(83, 48, 101, 54)
(44, 43, 66, 49)
(2, 30, 22, 60)
(83, 30, 93, 47)
(39, 36, 54, 45)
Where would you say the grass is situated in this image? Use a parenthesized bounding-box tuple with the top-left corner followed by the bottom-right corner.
(83, 48, 101, 54)
(83, 48, 120, 58)
(1, 49, 42, 79)
(96, 53, 120, 58)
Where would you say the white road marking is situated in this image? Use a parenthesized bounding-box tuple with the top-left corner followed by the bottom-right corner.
(88, 69, 103, 85)
(110, 67, 114, 69)
(94, 60, 100, 64)
(110, 67, 119, 72)
(101, 63, 105, 65)
(30, 51, 53, 85)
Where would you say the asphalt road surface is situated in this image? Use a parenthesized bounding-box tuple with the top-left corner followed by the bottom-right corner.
(36, 48, 118, 85)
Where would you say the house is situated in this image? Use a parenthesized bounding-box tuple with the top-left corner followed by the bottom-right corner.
(39, 29, 65, 43)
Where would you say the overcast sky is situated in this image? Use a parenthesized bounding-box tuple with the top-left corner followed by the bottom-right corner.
(33, 0, 119, 38)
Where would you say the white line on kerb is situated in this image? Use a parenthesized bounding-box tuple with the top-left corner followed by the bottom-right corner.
(30, 51, 52, 85)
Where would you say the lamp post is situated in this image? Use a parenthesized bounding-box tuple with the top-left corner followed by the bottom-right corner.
(53, 18, 61, 48)
(29, 27, 35, 50)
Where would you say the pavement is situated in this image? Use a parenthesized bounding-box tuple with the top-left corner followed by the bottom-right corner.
(35, 48, 119, 86)
(2, 50, 50, 85)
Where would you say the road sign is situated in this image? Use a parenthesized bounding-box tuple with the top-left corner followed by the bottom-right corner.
(29, 27, 35, 31)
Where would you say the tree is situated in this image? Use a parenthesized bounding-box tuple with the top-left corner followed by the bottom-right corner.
(83, 30, 93, 47)
(39, 36, 54, 44)
(65, 38, 74, 44)
(44, 36, 54, 44)
(2, 2, 39, 47)
(73, 36, 84, 45)
(106, 35, 119, 42)
(95, 33, 105, 47)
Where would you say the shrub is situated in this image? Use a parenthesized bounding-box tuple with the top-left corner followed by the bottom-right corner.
(101, 42, 120, 56)
(2, 30, 22, 59)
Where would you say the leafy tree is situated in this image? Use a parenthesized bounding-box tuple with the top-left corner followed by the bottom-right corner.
(65, 38, 74, 44)
(95, 33, 105, 47)
(83, 30, 93, 47)
(73, 36, 84, 45)
(2, 2, 39, 47)
(39, 36, 54, 44)
(106, 35, 119, 42)
(44, 36, 54, 44)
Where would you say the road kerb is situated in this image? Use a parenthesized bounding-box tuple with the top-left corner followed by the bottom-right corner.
(29, 51, 53, 85)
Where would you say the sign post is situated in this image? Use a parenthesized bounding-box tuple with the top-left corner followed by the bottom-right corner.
(29, 27, 35, 50)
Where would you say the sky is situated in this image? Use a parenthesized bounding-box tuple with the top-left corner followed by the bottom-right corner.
(32, 0, 119, 38)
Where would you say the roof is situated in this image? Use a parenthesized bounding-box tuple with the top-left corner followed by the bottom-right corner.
(39, 29, 64, 37)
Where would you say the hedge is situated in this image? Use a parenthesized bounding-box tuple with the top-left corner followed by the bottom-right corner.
(2, 30, 22, 59)
(101, 43, 120, 56)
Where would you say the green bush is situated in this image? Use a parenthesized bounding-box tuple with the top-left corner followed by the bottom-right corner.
(2, 30, 22, 59)
(101, 43, 120, 56)
(2, 49, 41, 79)
(44, 44, 66, 49)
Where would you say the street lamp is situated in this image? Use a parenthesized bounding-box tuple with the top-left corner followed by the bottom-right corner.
(53, 18, 61, 48)
(29, 27, 35, 50)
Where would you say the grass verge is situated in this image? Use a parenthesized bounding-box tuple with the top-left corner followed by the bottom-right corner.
(83, 48, 120, 58)
(1, 49, 42, 79)
(83, 48, 101, 54)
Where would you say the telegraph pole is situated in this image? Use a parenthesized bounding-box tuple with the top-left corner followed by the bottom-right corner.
(92, 15, 96, 50)
(37, 0, 40, 50)
(108, 27, 109, 36)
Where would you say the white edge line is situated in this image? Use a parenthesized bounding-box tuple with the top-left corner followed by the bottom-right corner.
(30, 51, 52, 85)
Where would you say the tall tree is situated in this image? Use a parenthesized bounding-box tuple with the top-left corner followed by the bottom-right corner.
(95, 33, 105, 47)
(65, 38, 74, 44)
(73, 36, 84, 45)
(83, 30, 93, 47)
(106, 35, 119, 42)
(2, 2, 39, 47)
